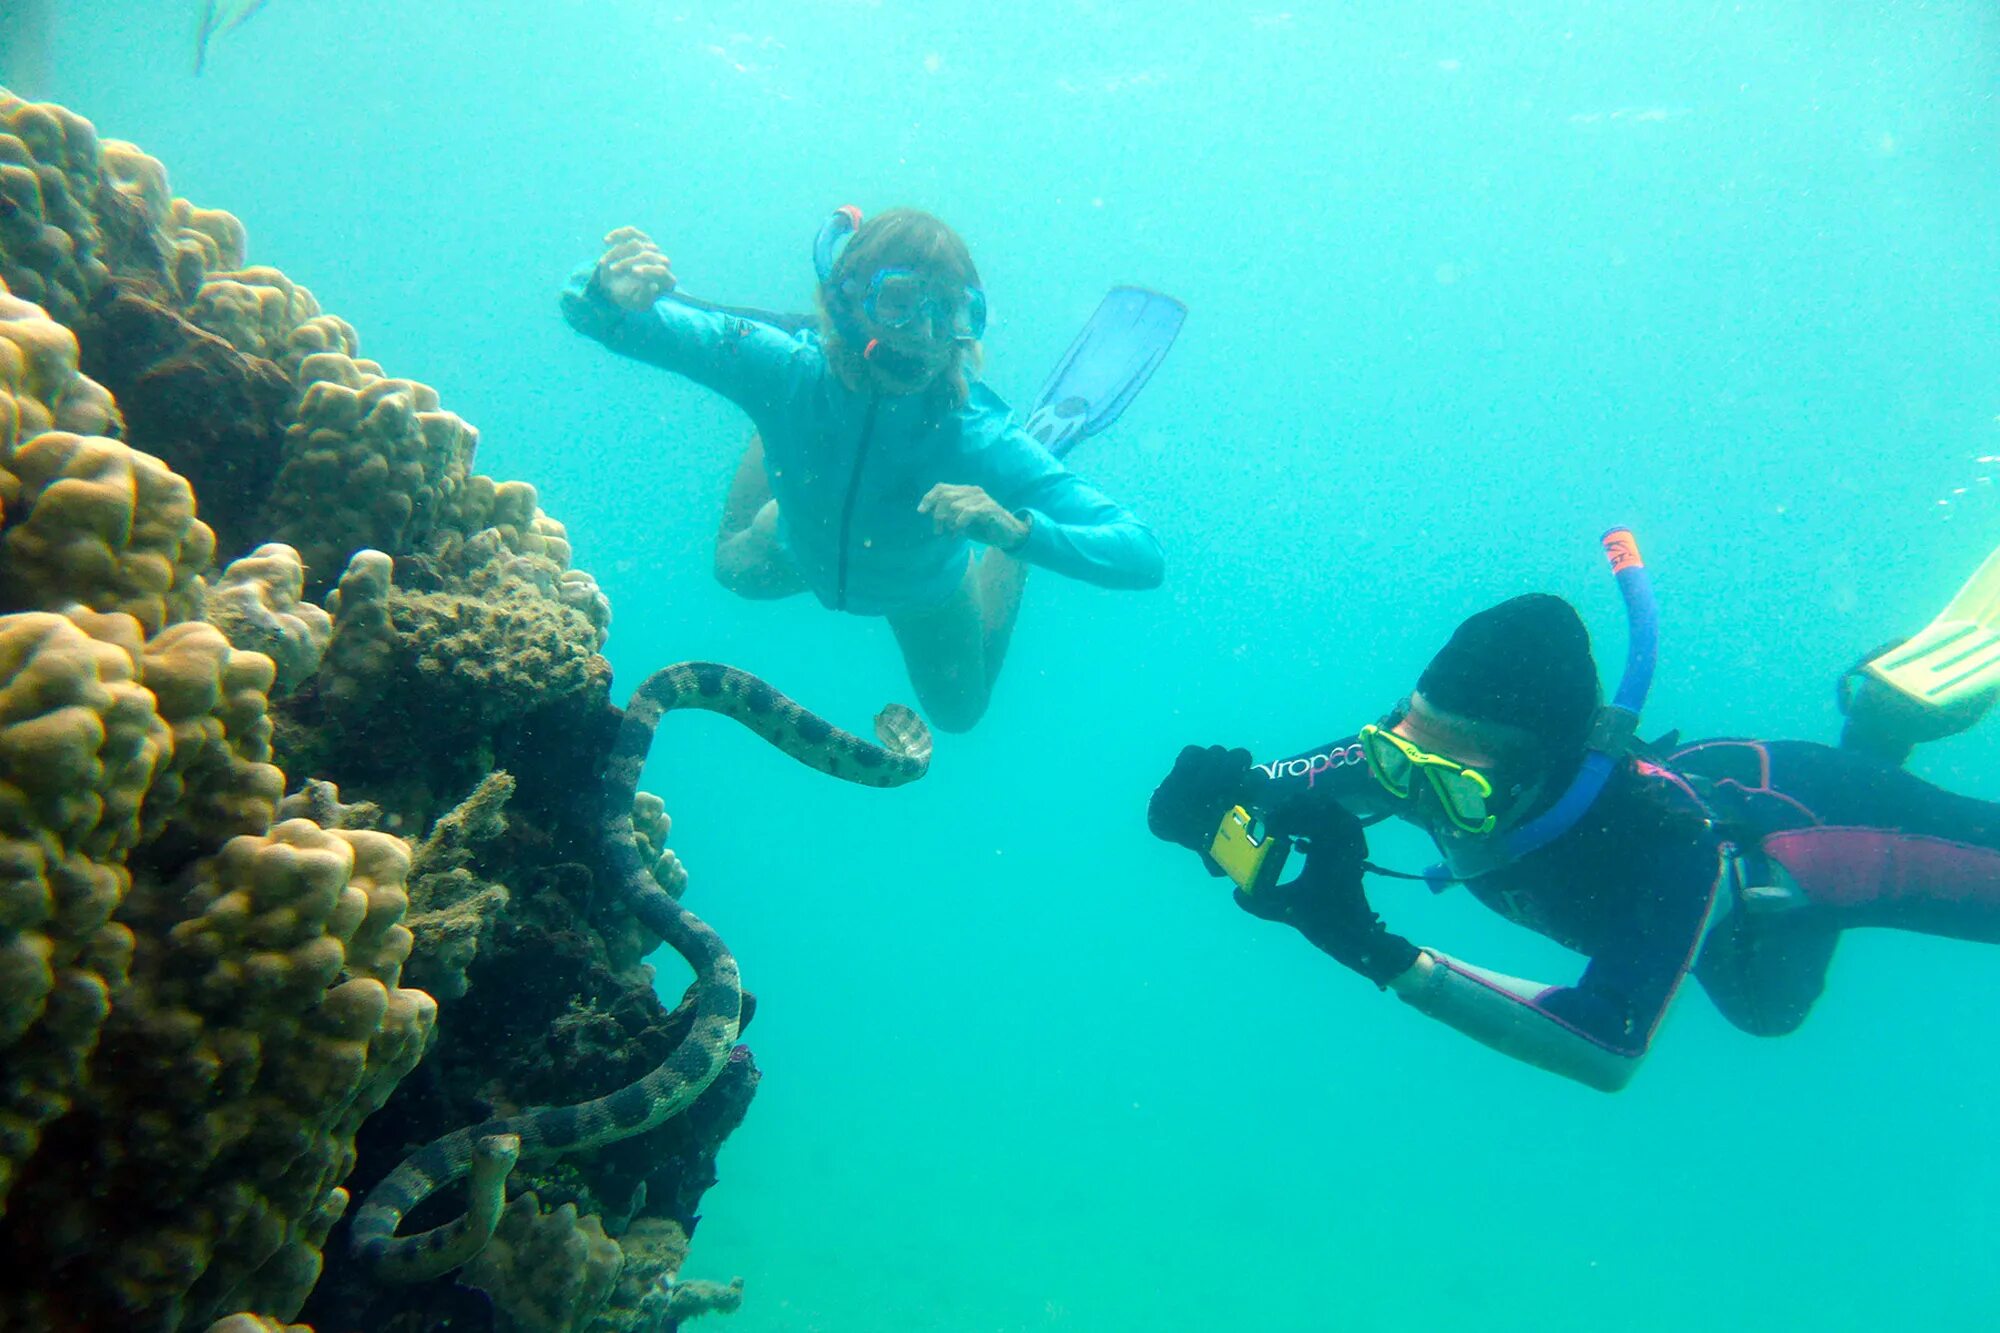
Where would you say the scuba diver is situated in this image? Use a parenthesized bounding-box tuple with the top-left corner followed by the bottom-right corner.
(1147, 531, 2000, 1092)
(561, 207, 1182, 732)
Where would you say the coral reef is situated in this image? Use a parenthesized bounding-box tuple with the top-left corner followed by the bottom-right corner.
(402, 770, 513, 1002)
(0, 610, 163, 1212)
(0, 88, 758, 1333)
(4, 818, 437, 1330)
(461, 1191, 624, 1333)
(206, 544, 332, 694)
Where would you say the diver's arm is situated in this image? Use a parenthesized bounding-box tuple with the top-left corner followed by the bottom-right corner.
(1147, 738, 1384, 871)
(1245, 737, 1385, 818)
(1386, 952, 1660, 1093)
(559, 264, 804, 414)
(1387, 849, 1724, 1093)
(1247, 796, 1720, 1092)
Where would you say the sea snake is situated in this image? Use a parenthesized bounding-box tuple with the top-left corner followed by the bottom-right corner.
(349, 662, 931, 1280)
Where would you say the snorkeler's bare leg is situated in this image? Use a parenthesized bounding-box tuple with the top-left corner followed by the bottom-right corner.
(713, 433, 805, 600)
(719, 432, 773, 537)
(887, 571, 991, 734)
(972, 548, 1029, 689)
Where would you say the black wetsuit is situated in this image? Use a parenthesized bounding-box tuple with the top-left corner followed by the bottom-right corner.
(1244, 728, 2000, 1076)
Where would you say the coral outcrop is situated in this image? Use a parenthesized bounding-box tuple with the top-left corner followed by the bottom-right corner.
(0, 88, 756, 1333)
(461, 1192, 625, 1333)
(4, 819, 436, 1330)
(206, 544, 332, 694)
(0, 610, 164, 1211)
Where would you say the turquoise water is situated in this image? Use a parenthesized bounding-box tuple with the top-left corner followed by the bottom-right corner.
(33, 2, 2000, 1327)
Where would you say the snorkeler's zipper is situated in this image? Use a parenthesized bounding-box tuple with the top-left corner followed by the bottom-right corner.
(832, 395, 880, 611)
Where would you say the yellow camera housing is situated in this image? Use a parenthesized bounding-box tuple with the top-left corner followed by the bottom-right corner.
(1210, 805, 1288, 894)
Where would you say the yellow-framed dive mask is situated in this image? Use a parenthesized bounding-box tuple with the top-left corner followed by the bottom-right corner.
(1357, 722, 1499, 835)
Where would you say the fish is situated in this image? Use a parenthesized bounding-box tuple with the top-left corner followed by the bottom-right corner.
(194, 0, 274, 75)
(0, 0, 55, 97)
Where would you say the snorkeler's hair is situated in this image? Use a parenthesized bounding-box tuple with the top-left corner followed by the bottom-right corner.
(816, 207, 983, 412)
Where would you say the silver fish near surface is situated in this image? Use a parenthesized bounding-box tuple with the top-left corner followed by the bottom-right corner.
(0, 0, 55, 96)
(195, 0, 274, 74)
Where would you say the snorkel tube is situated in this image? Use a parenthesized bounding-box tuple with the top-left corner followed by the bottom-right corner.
(813, 204, 883, 359)
(1505, 528, 1656, 858)
(813, 204, 863, 284)
(1422, 528, 1658, 888)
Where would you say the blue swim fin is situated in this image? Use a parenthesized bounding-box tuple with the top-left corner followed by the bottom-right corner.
(1022, 286, 1187, 459)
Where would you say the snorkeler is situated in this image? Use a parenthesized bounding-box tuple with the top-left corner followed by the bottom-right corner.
(1146, 532, 2000, 1092)
(561, 208, 1177, 732)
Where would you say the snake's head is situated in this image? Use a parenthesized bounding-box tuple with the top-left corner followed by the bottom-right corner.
(473, 1133, 522, 1182)
(873, 704, 934, 778)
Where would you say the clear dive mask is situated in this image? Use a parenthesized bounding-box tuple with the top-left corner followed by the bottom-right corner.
(853, 267, 987, 341)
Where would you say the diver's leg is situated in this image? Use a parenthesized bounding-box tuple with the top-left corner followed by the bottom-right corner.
(1763, 828, 2000, 944)
(971, 548, 1029, 689)
(713, 433, 805, 600)
(1753, 742, 2000, 942)
(1838, 657, 1994, 767)
(886, 569, 990, 734)
(1693, 908, 1841, 1038)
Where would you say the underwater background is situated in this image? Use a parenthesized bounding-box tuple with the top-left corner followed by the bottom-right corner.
(32, 1, 2000, 1328)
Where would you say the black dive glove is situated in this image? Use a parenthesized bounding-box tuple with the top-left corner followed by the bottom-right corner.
(1234, 797, 1420, 988)
(1147, 744, 1256, 865)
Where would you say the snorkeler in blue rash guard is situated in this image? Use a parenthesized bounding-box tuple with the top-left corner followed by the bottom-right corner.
(560, 209, 1165, 733)
(1148, 592, 2000, 1093)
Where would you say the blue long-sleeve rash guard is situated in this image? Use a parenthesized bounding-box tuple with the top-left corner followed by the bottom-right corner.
(560, 267, 1166, 616)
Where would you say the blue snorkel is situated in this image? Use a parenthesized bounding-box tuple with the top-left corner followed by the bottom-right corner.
(813, 205, 874, 351)
(813, 204, 863, 286)
(1421, 528, 1658, 889)
(810, 204, 989, 358)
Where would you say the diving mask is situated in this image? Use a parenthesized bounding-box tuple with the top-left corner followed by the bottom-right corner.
(851, 267, 987, 341)
(1357, 722, 1498, 835)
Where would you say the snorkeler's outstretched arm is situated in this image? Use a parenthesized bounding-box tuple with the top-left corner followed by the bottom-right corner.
(560, 240, 807, 419)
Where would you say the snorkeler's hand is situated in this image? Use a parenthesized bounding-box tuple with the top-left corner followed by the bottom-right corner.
(595, 226, 677, 311)
(918, 484, 1030, 551)
(1148, 744, 1256, 860)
